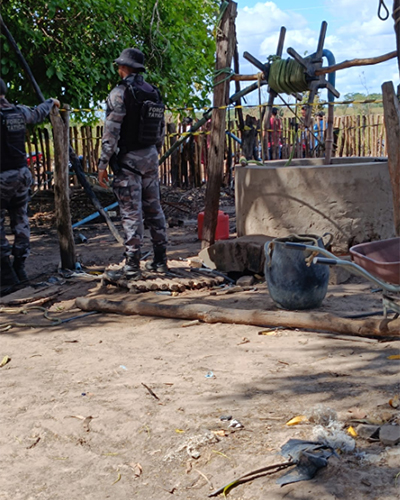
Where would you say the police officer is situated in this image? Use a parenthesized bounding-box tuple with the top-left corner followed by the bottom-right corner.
(98, 48, 168, 281)
(0, 78, 60, 291)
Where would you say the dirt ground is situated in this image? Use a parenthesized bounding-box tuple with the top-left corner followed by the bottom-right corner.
(0, 195, 399, 500)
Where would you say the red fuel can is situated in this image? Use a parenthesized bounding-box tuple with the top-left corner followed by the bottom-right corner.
(198, 210, 229, 240)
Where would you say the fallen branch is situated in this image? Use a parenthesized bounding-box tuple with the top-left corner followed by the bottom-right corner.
(75, 297, 400, 337)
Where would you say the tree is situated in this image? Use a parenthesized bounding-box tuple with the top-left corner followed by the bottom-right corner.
(1, 0, 218, 116)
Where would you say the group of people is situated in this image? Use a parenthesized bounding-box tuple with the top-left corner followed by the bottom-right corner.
(267, 106, 326, 160)
(0, 47, 168, 292)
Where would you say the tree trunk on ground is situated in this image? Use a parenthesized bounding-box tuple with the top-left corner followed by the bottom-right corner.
(75, 297, 400, 337)
(51, 107, 76, 270)
(382, 81, 400, 236)
(201, 1, 237, 248)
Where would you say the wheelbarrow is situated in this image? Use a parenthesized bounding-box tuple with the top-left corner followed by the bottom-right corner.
(284, 237, 400, 318)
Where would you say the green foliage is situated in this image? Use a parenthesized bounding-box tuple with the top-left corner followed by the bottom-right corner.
(1, 0, 218, 120)
(339, 92, 383, 114)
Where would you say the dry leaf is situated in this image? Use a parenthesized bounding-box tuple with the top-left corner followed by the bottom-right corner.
(83, 416, 93, 432)
(175, 429, 185, 433)
(347, 426, 358, 437)
(286, 415, 308, 426)
(212, 430, 226, 437)
(112, 472, 121, 485)
(0, 355, 11, 367)
(128, 462, 143, 477)
(389, 395, 399, 409)
(387, 354, 400, 360)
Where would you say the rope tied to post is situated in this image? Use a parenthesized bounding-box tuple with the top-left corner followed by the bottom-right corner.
(268, 58, 309, 94)
(213, 67, 235, 87)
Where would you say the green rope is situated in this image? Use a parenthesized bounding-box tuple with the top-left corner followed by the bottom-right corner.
(269, 58, 309, 94)
(213, 67, 235, 87)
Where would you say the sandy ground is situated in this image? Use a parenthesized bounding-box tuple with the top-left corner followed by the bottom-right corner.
(1, 212, 400, 500)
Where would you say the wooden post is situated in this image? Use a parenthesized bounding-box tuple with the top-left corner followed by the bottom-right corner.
(201, 0, 237, 248)
(382, 81, 400, 236)
(324, 103, 334, 164)
(395, 0, 400, 75)
(51, 106, 76, 269)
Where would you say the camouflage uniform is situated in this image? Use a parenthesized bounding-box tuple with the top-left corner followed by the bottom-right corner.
(98, 74, 167, 255)
(0, 97, 54, 260)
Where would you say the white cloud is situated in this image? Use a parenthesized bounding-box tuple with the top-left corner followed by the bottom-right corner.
(235, 0, 398, 101)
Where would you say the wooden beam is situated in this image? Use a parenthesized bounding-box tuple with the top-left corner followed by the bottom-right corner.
(75, 297, 400, 337)
(395, 0, 400, 76)
(52, 107, 76, 269)
(231, 73, 263, 81)
(382, 81, 400, 236)
(202, 0, 237, 249)
(315, 51, 397, 76)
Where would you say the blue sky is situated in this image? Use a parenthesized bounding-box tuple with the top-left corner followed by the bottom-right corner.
(234, 0, 399, 103)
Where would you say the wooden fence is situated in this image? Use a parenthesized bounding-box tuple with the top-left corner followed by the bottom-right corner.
(25, 113, 387, 191)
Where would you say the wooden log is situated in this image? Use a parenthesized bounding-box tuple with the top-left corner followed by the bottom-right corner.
(75, 297, 400, 337)
(43, 128, 51, 178)
(324, 103, 334, 164)
(233, 45, 244, 131)
(338, 116, 345, 158)
(167, 123, 179, 186)
(395, 0, 400, 75)
(316, 51, 397, 75)
(51, 106, 76, 269)
(361, 115, 366, 156)
(382, 81, 400, 236)
(202, 1, 237, 248)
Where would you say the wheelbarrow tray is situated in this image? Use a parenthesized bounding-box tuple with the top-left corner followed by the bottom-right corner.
(350, 237, 400, 285)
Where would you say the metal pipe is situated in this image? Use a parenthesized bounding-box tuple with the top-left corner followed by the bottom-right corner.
(285, 242, 400, 293)
(72, 201, 119, 228)
(322, 49, 336, 103)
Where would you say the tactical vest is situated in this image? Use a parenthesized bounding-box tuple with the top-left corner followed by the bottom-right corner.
(0, 105, 27, 171)
(118, 77, 165, 153)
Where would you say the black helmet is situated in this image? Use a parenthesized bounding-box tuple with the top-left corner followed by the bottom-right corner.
(0, 78, 7, 96)
(114, 48, 145, 71)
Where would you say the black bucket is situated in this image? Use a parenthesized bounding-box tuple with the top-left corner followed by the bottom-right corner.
(264, 234, 332, 310)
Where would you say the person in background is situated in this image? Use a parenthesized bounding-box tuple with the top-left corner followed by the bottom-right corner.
(268, 107, 282, 160)
(300, 105, 312, 157)
(313, 111, 325, 156)
(0, 78, 60, 291)
(97, 48, 167, 281)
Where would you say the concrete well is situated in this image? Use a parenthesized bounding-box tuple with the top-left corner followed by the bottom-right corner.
(235, 157, 396, 254)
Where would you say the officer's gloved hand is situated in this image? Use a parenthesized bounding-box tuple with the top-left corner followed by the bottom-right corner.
(98, 168, 109, 188)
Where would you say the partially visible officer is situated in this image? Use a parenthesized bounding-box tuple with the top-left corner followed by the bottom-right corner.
(0, 78, 60, 291)
(97, 48, 168, 281)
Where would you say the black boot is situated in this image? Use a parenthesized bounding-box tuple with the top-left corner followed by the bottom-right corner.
(13, 257, 29, 282)
(145, 246, 168, 273)
(104, 252, 142, 281)
(1, 256, 20, 289)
